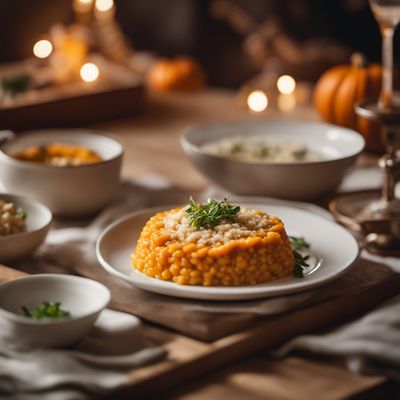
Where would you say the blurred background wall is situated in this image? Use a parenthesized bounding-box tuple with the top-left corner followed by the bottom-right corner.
(0, 0, 387, 87)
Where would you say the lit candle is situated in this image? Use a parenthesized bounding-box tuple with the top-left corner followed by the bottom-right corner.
(277, 75, 296, 95)
(33, 39, 53, 59)
(80, 62, 100, 82)
(247, 90, 268, 112)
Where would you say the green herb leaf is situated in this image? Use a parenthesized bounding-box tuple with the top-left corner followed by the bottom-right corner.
(289, 236, 310, 252)
(290, 236, 311, 278)
(293, 250, 310, 278)
(293, 148, 308, 161)
(22, 301, 70, 320)
(186, 197, 240, 229)
(1, 74, 30, 97)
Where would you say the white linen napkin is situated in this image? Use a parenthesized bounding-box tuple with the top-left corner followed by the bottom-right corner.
(0, 309, 166, 400)
(273, 294, 400, 380)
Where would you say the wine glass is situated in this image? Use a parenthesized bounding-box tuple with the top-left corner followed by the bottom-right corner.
(370, 0, 400, 107)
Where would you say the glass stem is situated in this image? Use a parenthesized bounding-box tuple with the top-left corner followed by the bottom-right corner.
(380, 25, 394, 108)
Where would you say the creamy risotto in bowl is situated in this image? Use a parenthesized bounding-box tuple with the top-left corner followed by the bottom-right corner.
(202, 135, 323, 163)
(181, 120, 365, 200)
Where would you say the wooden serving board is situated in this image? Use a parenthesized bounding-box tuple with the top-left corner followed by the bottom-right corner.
(12, 257, 400, 342)
(1, 262, 399, 399)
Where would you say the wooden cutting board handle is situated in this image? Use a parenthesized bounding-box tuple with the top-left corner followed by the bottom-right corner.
(0, 264, 27, 282)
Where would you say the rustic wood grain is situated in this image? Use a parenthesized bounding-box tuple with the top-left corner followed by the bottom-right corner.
(0, 264, 26, 281)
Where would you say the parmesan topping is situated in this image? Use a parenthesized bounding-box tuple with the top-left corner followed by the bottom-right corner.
(163, 207, 277, 246)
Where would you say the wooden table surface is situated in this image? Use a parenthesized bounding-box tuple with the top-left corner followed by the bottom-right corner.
(87, 88, 389, 399)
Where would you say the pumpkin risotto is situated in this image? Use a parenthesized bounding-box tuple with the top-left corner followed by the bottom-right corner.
(131, 199, 295, 286)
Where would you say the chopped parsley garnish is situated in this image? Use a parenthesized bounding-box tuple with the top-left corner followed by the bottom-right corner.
(290, 236, 311, 278)
(22, 301, 70, 320)
(186, 197, 240, 229)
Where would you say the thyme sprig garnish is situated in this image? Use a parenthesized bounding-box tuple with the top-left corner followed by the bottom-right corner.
(293, 250, 310, 278)
(22, 301, 70, 320)
(289, 236, 310, 252)
(186, 197, 240, 229)
(290, 236, 311, 278)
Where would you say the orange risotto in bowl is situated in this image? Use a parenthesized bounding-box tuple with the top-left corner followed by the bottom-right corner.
(132, 199, 295, 286)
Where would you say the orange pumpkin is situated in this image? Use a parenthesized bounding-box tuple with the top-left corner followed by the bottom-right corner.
(314, 53, 384, 152)
(147, 56, 205, 92)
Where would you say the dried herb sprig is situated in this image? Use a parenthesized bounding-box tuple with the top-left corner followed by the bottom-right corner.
(186, 197, 240, 229)
(22, 301, 70, 320)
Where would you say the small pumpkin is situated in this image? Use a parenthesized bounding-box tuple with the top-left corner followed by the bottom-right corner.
(147, 56, 205, 92)
(314, 53, 384, 152)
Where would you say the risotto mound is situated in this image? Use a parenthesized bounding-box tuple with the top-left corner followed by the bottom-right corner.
(132, 200, 295, 286)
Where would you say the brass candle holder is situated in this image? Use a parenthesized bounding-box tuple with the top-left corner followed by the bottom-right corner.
(330, 102, 400, 256)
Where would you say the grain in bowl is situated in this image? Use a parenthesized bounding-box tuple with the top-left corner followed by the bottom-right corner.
(132, 198, 297, 286)
(0, 198, 27, 236)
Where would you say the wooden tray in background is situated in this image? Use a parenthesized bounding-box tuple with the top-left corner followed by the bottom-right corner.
(1, 262, 399, 399)
(0, 56, 146, 131)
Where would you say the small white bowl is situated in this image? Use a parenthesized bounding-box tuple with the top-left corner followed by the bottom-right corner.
(0, 129, 123, 217)
(0, 193, 52, 264)
(181, 120, 365, 201)
(0, 274, 111, 348)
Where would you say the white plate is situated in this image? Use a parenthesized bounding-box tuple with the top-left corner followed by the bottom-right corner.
(96, 204, 359, 301)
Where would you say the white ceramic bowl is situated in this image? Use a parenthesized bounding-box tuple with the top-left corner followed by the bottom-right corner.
(0, 274, 110, 348)
(0, 193, 52, 264)
(0, 129, 123, 217)
(181, 120, 365, 201)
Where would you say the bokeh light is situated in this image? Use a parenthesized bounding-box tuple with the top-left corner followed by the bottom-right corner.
(277, 75, 296, 95)
(33, 40, 53, 59)
(80, 63, 100, 82)
(95, 0, 114, 12)
(247, 90, 268, 112)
